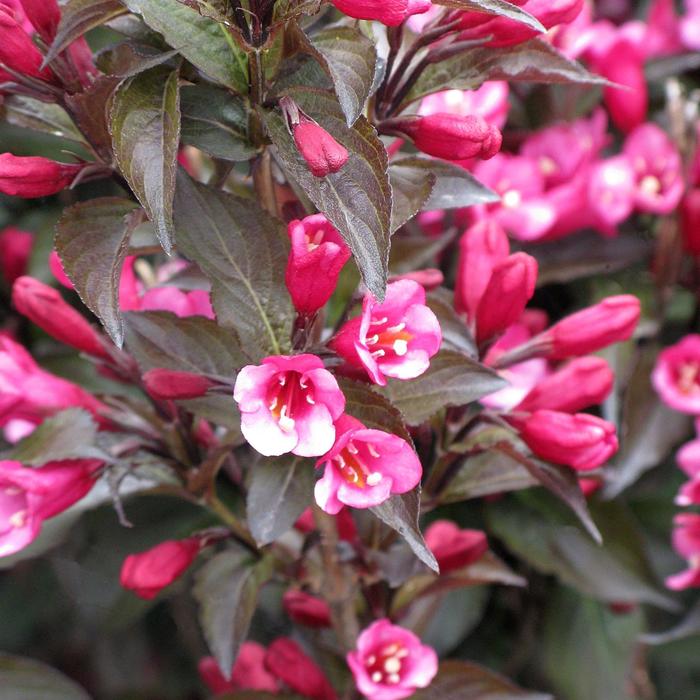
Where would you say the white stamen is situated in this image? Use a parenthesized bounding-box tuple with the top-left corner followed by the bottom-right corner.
(278, 406, 296, 433)
(371, 672, 383, 683)
(502, 189, 521, 208)
(269, 397, 278, 411)
(9, 510, 27, 528)
(366, 334, 380, 346)
(367, 472, 383, 486)
(367, 655, 377, 665)
(367, 444, 380, 459)
(347, 442, 359, 455)
(370, 317, 388, 326)
(371, 349, 386, 358)
(387, 322, 406, 333)
(4, 487, 21, 496)
(396, 649, 409, 659)
(387, 674, 401, 684)
(393, 339, 408, 356)
(384, 658, 401, 674)
(279, 375, 286, 386)
(299, 378, 308, 389)
(306, 394, 315, 405)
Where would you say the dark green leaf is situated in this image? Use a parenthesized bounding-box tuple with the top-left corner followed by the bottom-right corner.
(97, 43, 181, 78)
(124, 311, 247, 377)
(5, 409, 106, 466)
(44, 0, 126, 66)
(193, 549, 261, 679)
(338, 378, 412, 443)
(123, 0, 249, 93)
(0, 654, 92, 700)
(426, 288, 477, 358)
(389, 234, 453, 275)
(55, 198, 142, 347)
(310, 26, 378, 126)
(247, 455, 315, 546)
(432, 0, 545, 32)
(403, 39, 606, 109)
(412, 660, 551, 700)
(389, 162, 436, 232)
(173, 174, 294, 359)
(1, 96, 84, 144)
(542, 588, 644, 700)
(380, 350, 506, 425)
(180, 85, 256, 161)
(110, 65, 180, 254)
(371, 489, 438, 573)
(272, 0, 323, 24)
(263, 88, 392, 300)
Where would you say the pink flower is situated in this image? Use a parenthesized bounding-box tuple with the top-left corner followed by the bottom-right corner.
(0, 227, 33, 285)
(347, 619, 438, 700)
(419, 83, 510, 130)
(0, 7, 54, 81)
(234, 354, 345, 457)
(265, 638, 337, 700)
(283, 589, 332, 628)
(12, 276, 108, 358)
(315, 415, 422, 514)
(295, 506, 357, 541)
(681, 0, 700, 50)
(332, 0, 432, 26)
(587, 156, 637, 229)
(0, 458, 99, 557)
(389, 269, 444, 290)
(286, 214, 351, 316)
(330, 280, 441, 386)
(515, 356, 614, 414)
(0, 334, 106, 431)
(666, 513, 700, 590)
(623, 123, 684, 215)
(0, 154, 83, 198)
(199, 642, 279, 696)
(508, 410, 619, 471)
(424, 520, 488, 573)
(142, 369, 214, 400)
(676, 427, 700, 506)
(681, 189, 700, 256)
(49, 250, 74, 289)
(138, 287, 214, 318)
(19, 0, 59, 42)
(392, 113, 502, 161)
(652, 335, 700, 414)
(120, 537, 202, 599)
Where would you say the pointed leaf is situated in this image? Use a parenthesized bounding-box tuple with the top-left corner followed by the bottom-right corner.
(433, 0, 545, 32)
(263, 88, 392, 300)
(110, 65, 180, 254)
(173, 174, 294, 359)
(247, 455, 315, 546)
(0, 654, 91, 700)
(55, 198, 142, 347)
(1, 96, 84, 145)
(426, 288, 477, 358)
(402, 39, 606, 109)
(310, 26, 378, 126)
(180, 85, 256, 161)
(389, 162, 436, 232)
(44, 0, 126, 66)
(123, 0, 249, 93)
(193, 549, 262, 679)
(412, 660, 551, 700)
(380, 350, 506, 425)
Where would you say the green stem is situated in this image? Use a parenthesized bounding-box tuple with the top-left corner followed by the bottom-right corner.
(209, 495, 258, 551)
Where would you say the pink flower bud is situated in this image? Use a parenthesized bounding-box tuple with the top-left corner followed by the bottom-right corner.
(48, 250, 74, 289)
(295, 506, 357, 541)
(0, 227, 33, 284)
(0, 154, 83, 198)
(330, 279, 441, 386)
(119, 537, 202, 599)
(535, 295, 641, 359)
(0, 458, 99, 557)
(19, 0, 60, 42)
(0, 8, 54, 81)
(265, 638, 337, 700)
(389, 268, 444, 290)
(12, 276, 108, 358)
(285, 214, 351, 316)
(424, 520, 488, 573)
(293, 117, 348, 178)
(515, 356, 614, 414)
(681, 189, 700, 256)
(315, 415, 422, 514)
(332, 0, 432, 26)
(666, 513, 700, 590)
(283, 589, 332, 628)
(234, 354, 345, 458)
(142, 368, 213, 400)
(475, 252, 538, 345)
(198, 643, 279, 695)
(455, 219, 510, 321)
(397, 113, 502, 161)
(652, 334, 700, 414)
(509, 410, 618, 471)
(347, 619, 438, 700)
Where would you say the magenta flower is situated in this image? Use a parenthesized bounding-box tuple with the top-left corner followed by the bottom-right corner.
(0, 459, 99, 557)
(666, 513, 700, 590)
(330, 280, 441, 386)
(199, 642, 279, 696)
(234, 354, 345, 457)
(314, 415, 422, 514)
(0, 227, 33, 285)
(652, 335, 700, 414)
(120, 537, 202, 599)
(623, 123, 684, 215)
(424, 520, 488, 573)
(419, 83, 510, 130)
(265, 638, 337, 700)
(332, 0, 432, 26)
(285, 214, 351, 316)
(676, 427, 700, 506)
(347, 619, 438, 700)
(0, 154, 83, 199)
